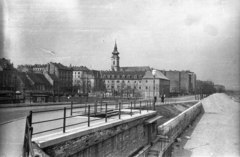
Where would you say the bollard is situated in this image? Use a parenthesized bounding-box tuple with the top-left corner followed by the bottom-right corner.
(63, 107, 66, 133)
(88, 105, 90, 127)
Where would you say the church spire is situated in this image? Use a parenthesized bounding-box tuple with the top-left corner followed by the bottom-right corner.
(114, 39, 117, 51)
(112, 39, 119, 54)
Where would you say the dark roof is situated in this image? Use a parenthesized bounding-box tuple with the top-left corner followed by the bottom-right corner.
(26, 72, 44, 84)
(120, 66, 151, 72)
(35, 73, 52, 87)
(50, 62, 72, 70)
(101, 71, 146, 80)
(142, 70, 169, 80)
(17, 72, 32, 88)
(72, 66, 89, 71)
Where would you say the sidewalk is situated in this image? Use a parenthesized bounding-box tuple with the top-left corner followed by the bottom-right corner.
(0, 101, 72, 108)
(0, 117, 26, 157)
(172, 93, 240, 157)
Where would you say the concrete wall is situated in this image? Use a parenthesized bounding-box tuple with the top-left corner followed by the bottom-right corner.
(42, 114, 155, 157)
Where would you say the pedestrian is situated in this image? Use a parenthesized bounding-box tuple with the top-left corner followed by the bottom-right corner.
(161, 95, 164, 103)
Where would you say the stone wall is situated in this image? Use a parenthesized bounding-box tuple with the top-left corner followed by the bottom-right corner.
(43, 115, 153, 157)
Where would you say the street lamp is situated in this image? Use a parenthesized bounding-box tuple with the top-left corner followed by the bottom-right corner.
(152, 69, 156, 110)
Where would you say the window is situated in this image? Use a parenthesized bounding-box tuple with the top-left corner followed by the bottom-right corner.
(113, 61, 115, 65)
(146, 80, 148, 83)
(116, 80, 119, 83)
(128, 80, 130, 83)
(134, 81, 136, 83)
(112, 80, 114, 83)
(146, 86, 148, 89)
(122, 80, 125, 83)
(112, 75, 115, 78)
(134, 75, 138, 78)
(139, 81, 141, 83)
(122, 75, 125, 78)
(139, 86, 141, 89)
(117, 75, 120, 78)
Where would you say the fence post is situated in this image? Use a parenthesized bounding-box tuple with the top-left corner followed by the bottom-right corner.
(147, 101, 148, 112)
(105, 103, 107, 122)
(119, 103, 121, 119)
(71, 101, 73, 116)
(29, 111, 32, 127)
(140, 101, 141, 114)
(131, 101, 132, 116)
(88, 105, 90, 127)
(63, 107, 66, 133)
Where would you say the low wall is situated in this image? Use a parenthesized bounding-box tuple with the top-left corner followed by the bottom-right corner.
(157, 101, 203, 156)
(39, 112, 155, 157)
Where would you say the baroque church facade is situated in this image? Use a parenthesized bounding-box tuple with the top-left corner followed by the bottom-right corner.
(101, 42, 170, 98)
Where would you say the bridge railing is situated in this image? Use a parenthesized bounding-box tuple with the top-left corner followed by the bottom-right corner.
(30, 99, 155, 137)
(22, 113, 34, 157)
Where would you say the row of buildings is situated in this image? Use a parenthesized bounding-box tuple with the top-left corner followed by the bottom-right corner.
(0, 42, 225, 102)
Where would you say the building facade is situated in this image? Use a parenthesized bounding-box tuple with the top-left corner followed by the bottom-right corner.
(0, 58, 17, 91)
(101, 70, 170, 98)
(72, 66, 102, 94)
(45, 62, 73, 94)
(161, 70, 196, 95)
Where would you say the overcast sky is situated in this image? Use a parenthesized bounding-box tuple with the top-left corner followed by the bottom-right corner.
(1, 0, 240, 90)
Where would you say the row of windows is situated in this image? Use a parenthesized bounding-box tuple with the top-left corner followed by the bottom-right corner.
(106, 80, 150, 83)
(107, 85, 150, 90)
(103, 75, 142, 79)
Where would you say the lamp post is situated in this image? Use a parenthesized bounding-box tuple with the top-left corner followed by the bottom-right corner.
(152, 69, 156, 110)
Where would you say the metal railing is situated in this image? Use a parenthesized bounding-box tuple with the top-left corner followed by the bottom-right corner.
(22, 112, 34, 157)
(30, 99, 155, 136)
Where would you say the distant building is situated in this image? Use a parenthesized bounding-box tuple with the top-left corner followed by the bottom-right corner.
(102, 42, 170, 98)
(161, 70, 196, 95)
(0, 58, 17, 91)
(72, 66, 103, 94)
(16, 72, 53, 102)
(101, 70, 170, 98)
(32, 64, 47, 73)
(45, 62, 73, 95)
(120, 66, 151, 72)
(17, 64, 47, 73)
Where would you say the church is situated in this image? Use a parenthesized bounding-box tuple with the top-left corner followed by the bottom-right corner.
(101, 41, 170, 98)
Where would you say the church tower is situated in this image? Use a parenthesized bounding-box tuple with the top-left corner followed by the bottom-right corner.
(111, 40, 120, 71)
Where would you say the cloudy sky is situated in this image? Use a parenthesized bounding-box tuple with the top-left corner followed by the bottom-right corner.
(1, 0, 240, 90)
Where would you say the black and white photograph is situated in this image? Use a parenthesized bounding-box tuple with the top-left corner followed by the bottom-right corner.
(0, 0, 239, 156)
